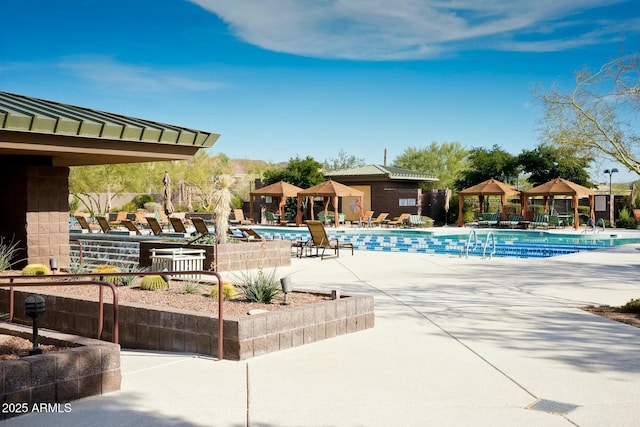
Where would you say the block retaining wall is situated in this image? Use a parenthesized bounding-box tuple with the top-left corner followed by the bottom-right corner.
(0, 324, 121, 420)
(1, 289, 374, 361)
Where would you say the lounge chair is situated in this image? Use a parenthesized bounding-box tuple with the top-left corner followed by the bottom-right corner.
(499, 214, 523, 229)
(74, 214, 99, 233)
(121, 219, 146, 235)
(109, 211, 129, 227)
(305, 220, 354, 259)
(233, 209, 253, 225)
(238, 227, 266, 241)
(96, 215, 114, 233)
(531, 214, 550, 229)
(477, 212, 500, 227)
(187, 217, 213, 244)
(388, 213, 411, 227)
(169, 216, 189, 234)
(371, 213, 389, 227)
(145, 216, 165, 236)
(407, 215, 425, 228)
(362, 211, 374, 227)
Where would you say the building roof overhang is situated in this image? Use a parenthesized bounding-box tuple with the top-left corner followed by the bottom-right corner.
(0, 91, 219, 166)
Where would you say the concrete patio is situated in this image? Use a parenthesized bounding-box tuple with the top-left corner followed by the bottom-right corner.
(3, 242, 640, 426)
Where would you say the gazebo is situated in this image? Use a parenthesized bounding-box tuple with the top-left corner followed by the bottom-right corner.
(296, 180, 364, 227)
(457, 179, 521, 227)
(249, 181, 303, 224)
(523, 178, 594, 229)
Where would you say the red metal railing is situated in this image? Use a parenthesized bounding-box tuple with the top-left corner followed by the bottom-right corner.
(0, 270, 225, 360)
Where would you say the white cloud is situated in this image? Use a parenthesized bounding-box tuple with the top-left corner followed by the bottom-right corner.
(189, 0, 635, 60)
(58, 56, 225, 92)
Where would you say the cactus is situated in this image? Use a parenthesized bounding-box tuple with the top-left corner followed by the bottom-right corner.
(21, 264, 51, 276)
(91, 264, 123, 286)
(140, 275, 168, 291)
(210, 282, 237, 300)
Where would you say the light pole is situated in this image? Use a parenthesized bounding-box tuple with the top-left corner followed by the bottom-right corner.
(604, 168, 618, 226)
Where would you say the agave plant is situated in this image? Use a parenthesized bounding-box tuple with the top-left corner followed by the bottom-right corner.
(0, 236, 22, 272)
(235, 268, 280, 303)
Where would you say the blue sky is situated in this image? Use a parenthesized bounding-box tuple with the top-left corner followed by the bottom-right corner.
(2, 0, 639, 183)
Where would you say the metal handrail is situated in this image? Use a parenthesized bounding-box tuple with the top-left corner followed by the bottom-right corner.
(463, 229, 478, 258)
(1, 280, 119, 344)
(0, 270, 225, 360)
(482, 232, 496, 259)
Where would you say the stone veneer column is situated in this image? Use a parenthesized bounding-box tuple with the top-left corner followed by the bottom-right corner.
(0, 159, 70, 269)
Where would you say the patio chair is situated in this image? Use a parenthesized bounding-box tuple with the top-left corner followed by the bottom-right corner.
(388, 213, 411, 227)
(233, 209, 253, 225)
(305, 220, 353, 260)
(188, 217, 214, 244)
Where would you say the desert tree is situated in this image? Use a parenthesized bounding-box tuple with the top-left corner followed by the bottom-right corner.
(539, 53, 640, 176)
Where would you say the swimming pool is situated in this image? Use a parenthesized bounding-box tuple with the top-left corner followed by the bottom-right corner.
(254, 226, 640, 259)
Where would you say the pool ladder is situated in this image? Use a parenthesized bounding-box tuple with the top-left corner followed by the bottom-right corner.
(583, 218, 605, 234)
(461, 230, 496, 259)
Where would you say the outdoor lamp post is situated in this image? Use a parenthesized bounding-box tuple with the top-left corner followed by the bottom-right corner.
(25, 294, 46, 355)
(604, 168, 618, 226)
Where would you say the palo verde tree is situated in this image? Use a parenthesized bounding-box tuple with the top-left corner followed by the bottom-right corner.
(394, 141, 468, 190)
(453, 145, 519, 191)
(539, 53, 640, 176)
(323, 149, 366, 171)
(518, 144, 594, 188)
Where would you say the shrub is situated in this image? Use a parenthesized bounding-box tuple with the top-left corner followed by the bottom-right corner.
(92, 264, 123, 286)
(133, 194, 155, 209)
(21, 264, 51, 276)
(183, 281, 202, 294)
(68, 255, 90, 275)
(236, 269, 280, 303)
(620, 298, 640, 314)
(140, 275, 168, 291)
(144, 202, 163, 213)
(210, 282, 237, 300)
(0, 237, 21, 272)
(615, 207, 636, 229)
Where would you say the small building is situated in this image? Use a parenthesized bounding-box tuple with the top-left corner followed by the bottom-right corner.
(0, 91, 219, 268)
(324, 165, 437, 220)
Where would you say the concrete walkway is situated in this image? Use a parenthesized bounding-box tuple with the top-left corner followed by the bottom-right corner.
(4, 243, 640, 426)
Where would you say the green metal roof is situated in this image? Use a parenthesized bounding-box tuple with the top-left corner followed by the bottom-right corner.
(0, 91, 220, 166)
(0, 91, 218, 146)
(325, 164, 438, 182)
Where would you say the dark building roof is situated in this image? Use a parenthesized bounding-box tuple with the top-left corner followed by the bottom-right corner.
(325, 164, 437, 182)
(0, 91, 219, 166)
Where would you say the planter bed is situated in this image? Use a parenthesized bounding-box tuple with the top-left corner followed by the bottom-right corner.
(1, 289, 374, 361)
(0, 323, 121, 420)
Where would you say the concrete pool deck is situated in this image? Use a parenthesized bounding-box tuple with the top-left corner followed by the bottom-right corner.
(4, 241, 640, 426)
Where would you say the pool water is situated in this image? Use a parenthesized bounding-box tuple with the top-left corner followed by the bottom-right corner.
(254, 227, 640, 259)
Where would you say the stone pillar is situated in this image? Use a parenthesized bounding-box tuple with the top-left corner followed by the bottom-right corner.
(0, 159, 70, 269)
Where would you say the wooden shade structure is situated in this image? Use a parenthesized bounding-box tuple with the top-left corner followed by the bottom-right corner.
(523, 178, 594, 229)
(457, 179, 521, 227)
(296, 180, 364, 227)
(249, 181, 303, 223)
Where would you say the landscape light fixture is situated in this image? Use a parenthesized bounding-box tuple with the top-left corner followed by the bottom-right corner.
(25, 294, 46, 355)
